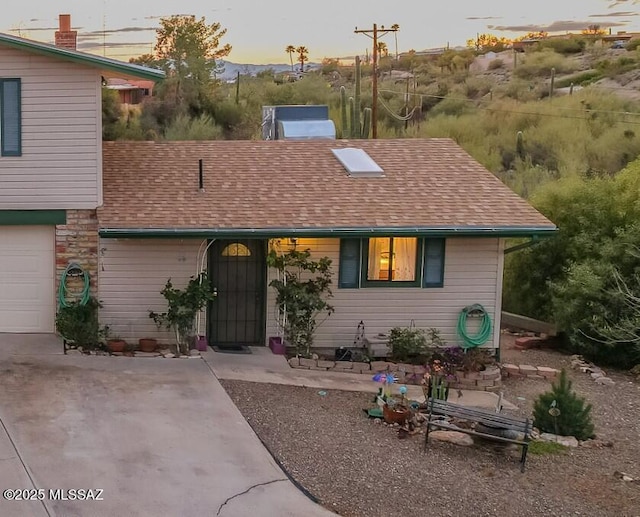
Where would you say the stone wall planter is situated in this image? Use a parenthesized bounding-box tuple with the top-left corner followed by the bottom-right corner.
(287, 357, 504, 392)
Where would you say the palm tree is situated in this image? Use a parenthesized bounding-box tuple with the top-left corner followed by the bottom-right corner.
(296, 46, 308, 73)
(391, 24, 400, 61)
(377, 41, 388, 57)
(285, 45, 296, 72)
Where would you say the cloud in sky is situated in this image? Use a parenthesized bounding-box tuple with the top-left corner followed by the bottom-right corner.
(590, 10, 638, 16)
(608, 0, 639, 6)
(466, 16, 501, 20)
(82, 26, 156, 37)
(77, 41, 149, 51)
(490, 19, 628, 32)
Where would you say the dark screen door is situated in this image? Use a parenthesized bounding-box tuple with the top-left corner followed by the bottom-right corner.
(207, 240, 266, 346)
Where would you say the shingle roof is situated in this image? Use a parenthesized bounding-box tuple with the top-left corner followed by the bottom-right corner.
(99, 139, 556, 237)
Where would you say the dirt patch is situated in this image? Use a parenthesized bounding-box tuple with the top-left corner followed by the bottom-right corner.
(222, 344, 640, 516)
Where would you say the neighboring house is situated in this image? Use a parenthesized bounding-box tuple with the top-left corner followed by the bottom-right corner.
(97, 140, 556, 353)
(106, 78, 155, 105)
(0, 19, 163, 333)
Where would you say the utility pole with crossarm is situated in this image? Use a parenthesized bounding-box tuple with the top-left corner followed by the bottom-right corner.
(354, 23, 399, 139)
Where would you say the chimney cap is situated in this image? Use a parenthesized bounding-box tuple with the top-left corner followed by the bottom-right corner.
(58, 14, 71, 33)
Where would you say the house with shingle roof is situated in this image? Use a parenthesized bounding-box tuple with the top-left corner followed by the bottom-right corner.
(0, 18, 556, 351)
(0, 17, 163, 333)
(97, 139, 556, 352)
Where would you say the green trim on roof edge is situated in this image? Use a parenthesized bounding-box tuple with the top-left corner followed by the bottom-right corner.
(99, 226, 558, 239)
(0, 33, 164, 81)
(0, 210, 66, 225)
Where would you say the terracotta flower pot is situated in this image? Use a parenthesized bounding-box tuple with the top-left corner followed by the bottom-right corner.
(138, 338, 158, 353)
(106, 339, 126, 353)
(383, 404, 410, 425)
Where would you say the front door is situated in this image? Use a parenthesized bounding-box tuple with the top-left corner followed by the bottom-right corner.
(207, 239, 266, 347)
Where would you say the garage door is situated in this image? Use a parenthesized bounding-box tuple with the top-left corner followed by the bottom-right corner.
(0, 226, 55, 332)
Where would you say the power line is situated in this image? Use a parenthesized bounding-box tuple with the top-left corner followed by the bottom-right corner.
(377, 88, 640, 123)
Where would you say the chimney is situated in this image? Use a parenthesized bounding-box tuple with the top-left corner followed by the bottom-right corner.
(55, 14, 77, 51)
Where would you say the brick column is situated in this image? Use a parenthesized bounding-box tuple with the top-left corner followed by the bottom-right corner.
(55, 209, 99, 296)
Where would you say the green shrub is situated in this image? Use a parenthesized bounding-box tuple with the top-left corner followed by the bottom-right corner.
(164, 114, 223, 140)
(554, 70, 602, 88)
(537, 38, 586, 55)
(528, 440, 568, 455)
(429, 95, 472, 117)
(513, 49, 576, 79)
(533, 369, 595, 441)
(487, 58, 504, 70)
(389, 327, 427, 362)
(626, 39, 640, 51)
(55, 297, 103, 350)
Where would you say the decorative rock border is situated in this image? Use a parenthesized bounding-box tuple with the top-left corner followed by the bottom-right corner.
(65, 347, 201, 359)
(500, 363, 560, 380)
(570, 355, 616, 385)
(287, 357, 503, 392)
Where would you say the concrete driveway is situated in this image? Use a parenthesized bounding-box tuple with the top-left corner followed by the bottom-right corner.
(0, 335, 334, 517)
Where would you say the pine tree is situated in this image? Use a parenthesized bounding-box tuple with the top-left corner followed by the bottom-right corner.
(533, 369, 595, 441)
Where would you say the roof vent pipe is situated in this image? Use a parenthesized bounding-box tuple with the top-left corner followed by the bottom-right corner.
(198, 159, 204, 192)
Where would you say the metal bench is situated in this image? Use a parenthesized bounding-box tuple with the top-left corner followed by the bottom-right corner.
(424, 398, 532, 472)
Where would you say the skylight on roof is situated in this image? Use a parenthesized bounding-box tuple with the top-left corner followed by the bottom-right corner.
(331, 148, 384, 177)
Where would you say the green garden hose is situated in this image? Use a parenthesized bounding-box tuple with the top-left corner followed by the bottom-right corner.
(58, 263, 91, 308)
(457, 304, 492, 349)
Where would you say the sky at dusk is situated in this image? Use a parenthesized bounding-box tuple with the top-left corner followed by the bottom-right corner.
(2, 0, 640, 64)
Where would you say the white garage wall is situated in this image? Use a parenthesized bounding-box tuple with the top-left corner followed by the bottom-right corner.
(0, 226, 55, 332)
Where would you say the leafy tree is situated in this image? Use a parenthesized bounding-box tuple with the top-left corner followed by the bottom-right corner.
(504, 160, 640, 367)
(466, 33, 512, 52)
(513, 31, 549, 41)
(582, 24, 606, 37)
(153, 15, 231, 114)
(533, 369, 595, 441)
(102, 87, 123, 140)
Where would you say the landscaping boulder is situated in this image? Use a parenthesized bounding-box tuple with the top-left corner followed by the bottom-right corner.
(429, 430, 474, 447)
(539, 433, 579, 448)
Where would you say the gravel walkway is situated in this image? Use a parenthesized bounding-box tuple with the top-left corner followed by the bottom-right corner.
(221, 345, 640, 517)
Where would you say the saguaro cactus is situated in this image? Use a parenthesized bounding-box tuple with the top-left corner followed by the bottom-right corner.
(339, 55, 371, 138)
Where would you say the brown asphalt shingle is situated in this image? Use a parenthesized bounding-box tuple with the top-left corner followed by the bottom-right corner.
(99, 139, 555, 232)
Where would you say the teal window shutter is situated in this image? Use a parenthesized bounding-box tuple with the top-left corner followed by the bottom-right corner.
(1, 79, 22, 157)
(339, 239, 361, 288)
(423, 238, 445, 287)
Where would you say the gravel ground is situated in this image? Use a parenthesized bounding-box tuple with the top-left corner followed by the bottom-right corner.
(221, 341, 640, 517)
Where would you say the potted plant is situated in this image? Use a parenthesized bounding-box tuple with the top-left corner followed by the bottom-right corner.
(373, 373, 411, 424)
(138, 337, 158, 353)
(149, 272, 216, 356)
(106, 332, 127, 353)
(266, 247, 334, 358)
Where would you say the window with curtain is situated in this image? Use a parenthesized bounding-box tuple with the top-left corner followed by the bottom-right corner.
(366, 237, 418, 283)
(0, 78, 22, 157)
(338, 237, 445, 289)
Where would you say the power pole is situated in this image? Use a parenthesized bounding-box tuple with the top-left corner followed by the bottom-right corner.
(354, 23, 399, 139)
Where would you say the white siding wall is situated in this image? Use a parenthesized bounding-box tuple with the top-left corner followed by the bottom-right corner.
(98, 236, 503, 350)
(266, 238, 502, 350)
(0, 47, 101, 209)
(98, 238, 204, 344)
